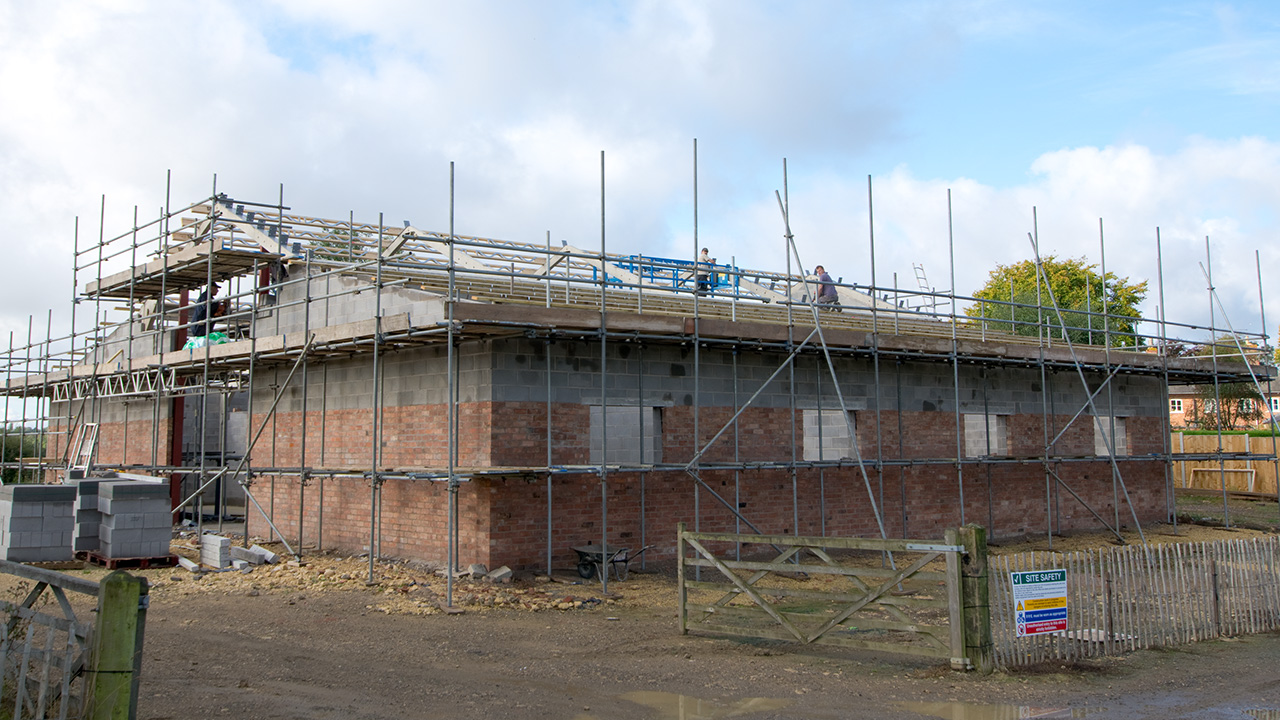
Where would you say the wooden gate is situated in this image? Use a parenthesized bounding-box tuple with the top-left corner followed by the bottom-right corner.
(677, 524, 984, 669)
(0, 560, 148, 719)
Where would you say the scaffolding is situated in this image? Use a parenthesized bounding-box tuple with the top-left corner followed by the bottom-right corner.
(1, 166, 1275, 600)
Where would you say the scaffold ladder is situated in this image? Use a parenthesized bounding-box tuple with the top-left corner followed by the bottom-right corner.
(69, 423, 98, 475)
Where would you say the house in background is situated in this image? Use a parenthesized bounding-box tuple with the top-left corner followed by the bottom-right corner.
(1168, 380, 1280, 431)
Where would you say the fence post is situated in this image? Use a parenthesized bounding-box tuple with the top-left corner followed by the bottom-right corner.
(945, 528, 965, 669)
(677, 522, 687, 635)
(958, 524, 994, 674)
(1210, 555, 1221, 637)
(88, 571, 149, 720)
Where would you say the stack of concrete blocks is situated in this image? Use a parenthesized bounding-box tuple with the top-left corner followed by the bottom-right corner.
(201, 534, 231, 569)
(97, 481, 172, 559)
(65, 477, 106, 553)
(0, 485, 76, 562)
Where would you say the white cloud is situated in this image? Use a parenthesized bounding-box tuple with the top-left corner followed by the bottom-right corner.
(1, 0, 1278, 360)
(712, 139, 1280, 347)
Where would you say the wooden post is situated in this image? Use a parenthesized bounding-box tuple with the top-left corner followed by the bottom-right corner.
(945, 528, 965, 669)
(677, 522, 687, 635)
(88, 571, 149, 720)
(958, 524, 994, 674)
(1210, 555, 1221, 637)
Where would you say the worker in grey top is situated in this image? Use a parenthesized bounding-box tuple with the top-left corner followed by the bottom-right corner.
(813, 265, 838, 309)
(696, 248, 712, 295)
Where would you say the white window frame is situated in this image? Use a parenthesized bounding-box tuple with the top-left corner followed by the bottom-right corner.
(1169, 398, 1183, 413)
(1271, 397, 1280, 413)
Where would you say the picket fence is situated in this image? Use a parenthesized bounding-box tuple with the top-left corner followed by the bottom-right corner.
(991, 536, 1280, 668)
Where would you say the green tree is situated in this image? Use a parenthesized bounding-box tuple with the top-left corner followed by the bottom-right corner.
(1, 426, 44, 483)
(965, 256, 1148, 347)
(1176, 335, 1273, 367)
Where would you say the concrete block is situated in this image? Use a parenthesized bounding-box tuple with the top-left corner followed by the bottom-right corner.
(0, 485, 75, 503)
(98, 481, 168, 500)
(10, 503, 43, 518)
(485, 566, 513, 583)
(202, 534, 231, 569)
(144, 512, 173, 529)
(73, 519, 99, 535)
(249, 544, 279, 564)
(230, 546, 265, 565)
(103, 513, 146, 530)
(144, 540, 170, 557)
(7, 517, 43, 533)
(102, 526, 146, 544)
(98, 498, 168, 515)
(73, 536, 99, 552)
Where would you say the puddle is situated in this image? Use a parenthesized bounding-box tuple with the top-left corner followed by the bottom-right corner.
(619, 691, 791, 719)
(899, 701, 1103, 719)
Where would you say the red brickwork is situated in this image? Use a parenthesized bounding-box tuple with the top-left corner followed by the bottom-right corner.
(664, 407, 802, 463)
(248, 455, 1167, 571)
(50, 409, 173, 471)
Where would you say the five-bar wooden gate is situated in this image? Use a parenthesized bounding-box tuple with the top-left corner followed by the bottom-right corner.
(677, 524, 986, 669)
(0, 560, 148, 719)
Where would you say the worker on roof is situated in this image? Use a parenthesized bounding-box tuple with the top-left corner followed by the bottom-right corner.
(696, 248, 713, 295)
(813, 265, 839, 310)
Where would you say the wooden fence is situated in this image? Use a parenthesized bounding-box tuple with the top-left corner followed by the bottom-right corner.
(1171, 432, 1280, 495)
(991, 537, 1280, 668)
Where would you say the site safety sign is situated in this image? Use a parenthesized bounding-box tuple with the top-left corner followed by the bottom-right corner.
(1010, 569, 1067, 637)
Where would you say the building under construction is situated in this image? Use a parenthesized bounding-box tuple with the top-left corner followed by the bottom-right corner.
(1, 183, 1272, 572)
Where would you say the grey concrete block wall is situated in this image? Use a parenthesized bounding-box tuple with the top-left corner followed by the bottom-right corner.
(260, 342, 493, 414)
(241, 313, 1167, 434)
(183, 392, 250, 456)
(266, 273, 449, 338)
(802, 409, 856, 461)
(487, 337, 1168, 419)
(589, 406, 662, 464)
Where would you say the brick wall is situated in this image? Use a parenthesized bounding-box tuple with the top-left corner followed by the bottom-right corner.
(49, 398, 173, 471)
(246, 458, 1168, 571)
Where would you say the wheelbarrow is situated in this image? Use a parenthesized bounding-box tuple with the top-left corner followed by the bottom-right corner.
(572, 544, 654, 581)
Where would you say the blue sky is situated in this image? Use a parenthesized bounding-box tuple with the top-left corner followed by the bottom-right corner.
(1, 0, 1278, 348)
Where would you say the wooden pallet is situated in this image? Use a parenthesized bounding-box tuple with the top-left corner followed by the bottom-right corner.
(79, 552, 178, 570)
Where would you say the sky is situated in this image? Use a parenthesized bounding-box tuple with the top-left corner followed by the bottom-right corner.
(2, 0, 1279, 351)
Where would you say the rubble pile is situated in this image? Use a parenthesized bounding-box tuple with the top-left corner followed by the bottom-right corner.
(146, 533, 667, 616)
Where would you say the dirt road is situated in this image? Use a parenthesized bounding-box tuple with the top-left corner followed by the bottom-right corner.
(135, 559, 1280, 720)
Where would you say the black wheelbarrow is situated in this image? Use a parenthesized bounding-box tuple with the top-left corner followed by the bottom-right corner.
(572, 544, 654, 581)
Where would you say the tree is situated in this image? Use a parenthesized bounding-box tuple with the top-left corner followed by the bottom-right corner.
(1, 426, 44, 484)
(965, 256, 1148, 347)
(1187, 335, 1271, 364)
